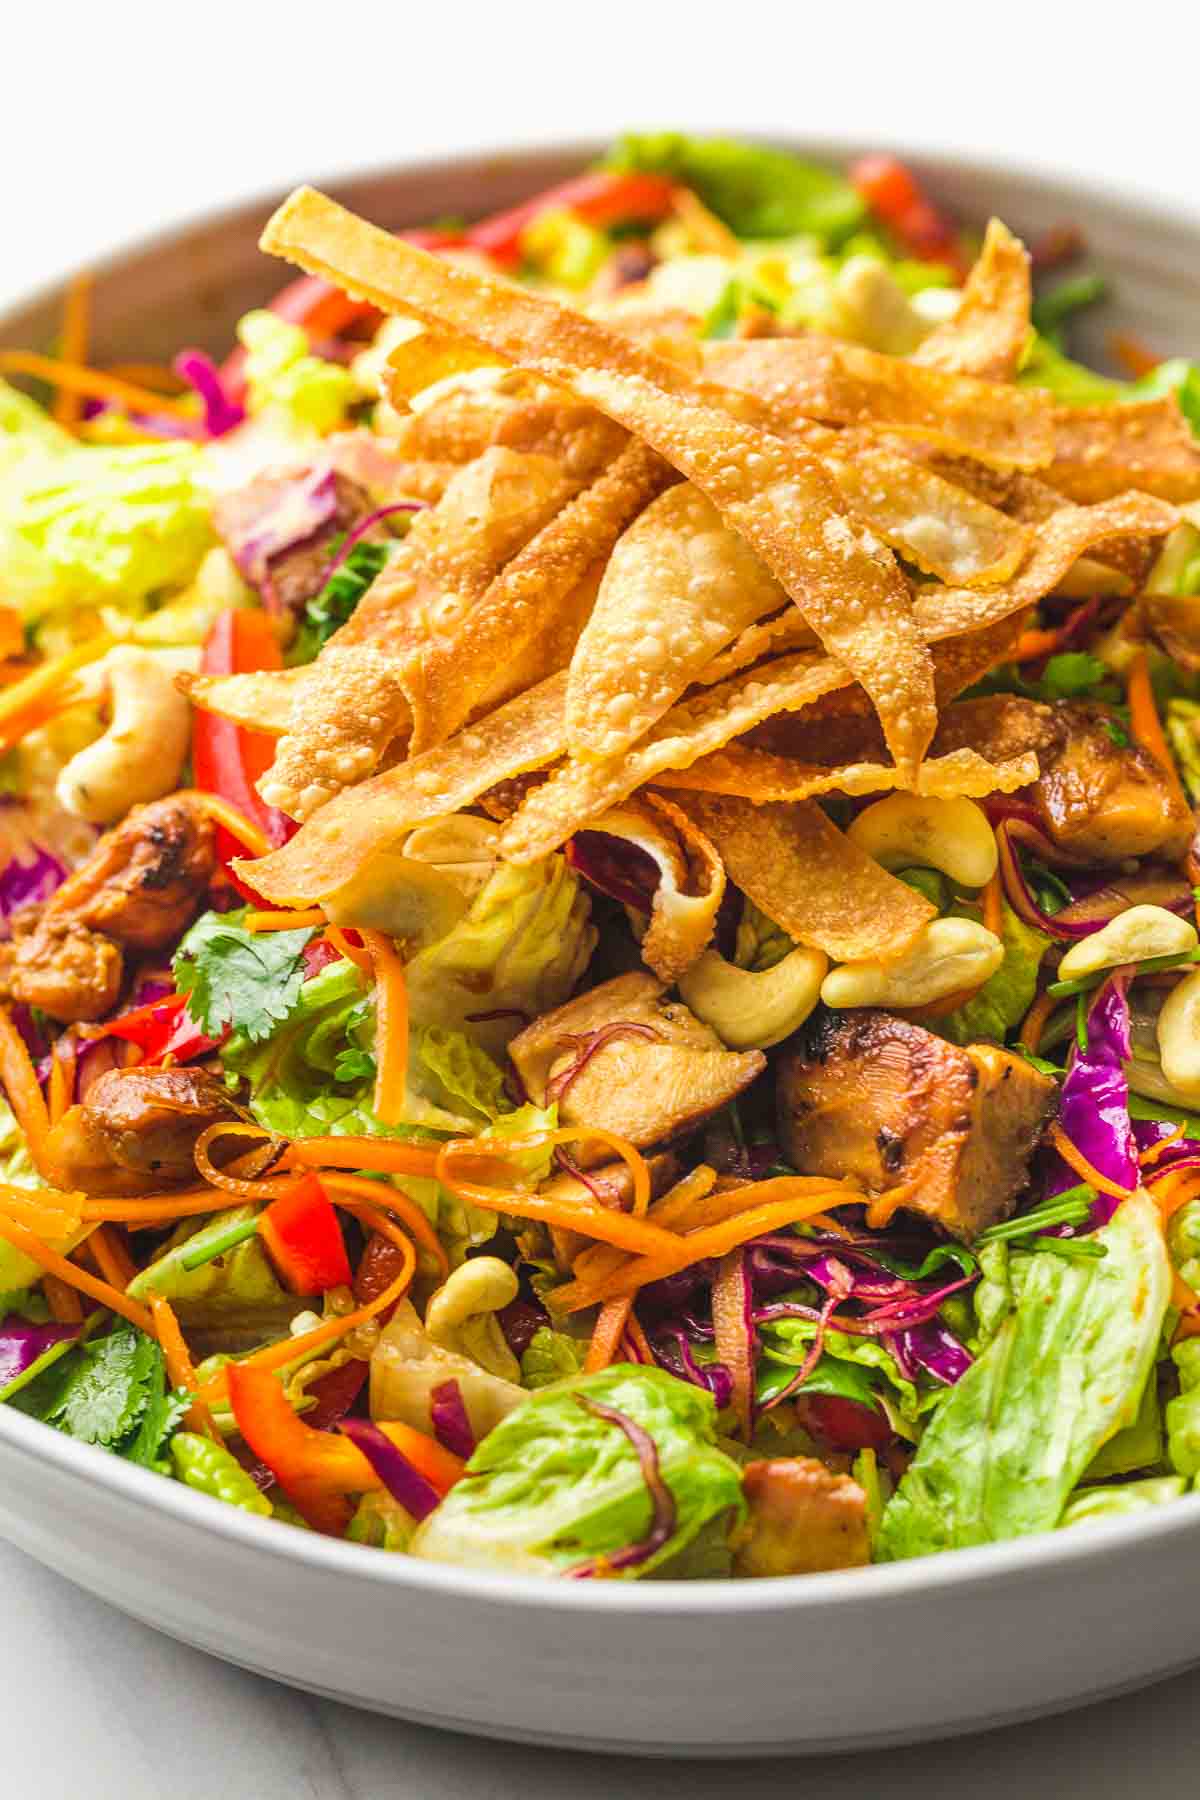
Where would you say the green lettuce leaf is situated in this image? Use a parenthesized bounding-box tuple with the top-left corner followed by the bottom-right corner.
(605, 133, 865, 244)
(125, 1204, 298, 1327)
(1059, 1474, 1186, 1528)
(878, 1190, 1171, 1557)
(756, 1314, 929, 1434)
(938, 901, 1051, 1046)
(520, 1326, 588, 1390)
(237, 311, 357, 433)
(410, 1365, 745, 1577)
(1166, 1339, 1200, 1478)
(0, 377, 73, 474)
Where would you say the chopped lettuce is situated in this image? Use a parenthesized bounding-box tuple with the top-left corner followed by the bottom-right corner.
(1166, 1339, 1200, 1478)
(0, 377, 73, 472)
(237, 311, 357, 434)
(605, 133, 865, 244)
(125, 1204, 298, 1328)
(1059, 1475, 1186, 1529)
(0, 439, 213, 624)
(1019, 333, 1126, 406)
(756, 1314, 930, 1436)
(879, 1190, 1171, 1557)
(409, 1365, 745, 1577)
(520, 1326, 588, 1390)
(171, 1432, 273, 1515)
(347, 1489, 414, 1551)
(938, 902, 1051, 1046)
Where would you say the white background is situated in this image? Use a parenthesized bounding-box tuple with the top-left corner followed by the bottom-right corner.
(3, 3, 1199, 1793)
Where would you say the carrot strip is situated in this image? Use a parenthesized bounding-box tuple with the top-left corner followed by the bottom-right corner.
(0, 1004, 52, 1166)
(712, 1249, 754, 1439)
(282, 1136, 441, 1179)
(81, 1185, 278, 1224)
(442, 1127, 653, 1222)
(0, 607, 24, 662)
(982, 871, 1005, 940)
(1048, 1121, 1135, 1201)
(243, 908, 328, 933)
(1127, 650, 1189, 815)
(0, 635, 112, 751)
(1110, 332, 1161, 379)
(47, 1036, 75, 1125)
(572, 1173, 782, 1289)
(148, 1294, 220, 1437)
(42, 1274, 83, 1324)
(624, 1311, 654, 1364)
(0, 350, 195, 419)
(0, 1184, 83, 1236)
(323, 926, 372, 972)
(437, 1137, 675, 1259)
(104, 362, 187, 393)
(585, 1298, 632, 1373)
(52, 273, 94, 425)
(0, 1214, 155, 1333)
(1019, 989, 1056, 1054)
(319, 1171, 448, 1276)
(1141, 1124, 1187, 1169)
(361, 929, 408, 1127)
(88, 1224, 137, 1290)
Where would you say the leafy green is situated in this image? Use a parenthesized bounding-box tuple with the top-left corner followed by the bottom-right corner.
(1059, 1475, 1186, 1529)
(10, 1324, 188, 1472)
(1085, 1369, 1163, 1479)
(0, 1286, 48, 1324)
(1167, 699, 1200, 804)
(175, 906, 316, 1044)
(756, 1313, 930, 1434)
(1166, 1339, 1200, 1478)
(938, 901, 1051, 1046)
(878, 1191, 1171, 1557)
(288, 538, 390, 667)
(604, 133, 866, 244)
(1031, 272, 1108, 344)
(1148, 523, 1200, 599)
(1036, 651, 1110, 699)
(1131, 357, 1200, 435)
(171, 1432, 273, 1514)
(1168, 1198, 1200, 1296)
(0, 377, 72, 474)
(1019, 333, 1127, 406)
(237, 310, 357, 433)
(417, 1027, 508, 1123)
(0, 439, 213, 624)
(894, 866, 950, 910)
(410, 1366, 745, 1577)
(520, 1326, 588, 1390)
(126, 1204, 298, 1325)
(347, 1490, 415, 1551)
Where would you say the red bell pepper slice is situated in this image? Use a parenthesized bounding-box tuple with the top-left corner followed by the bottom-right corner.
(192, 609, 294, 892)
(465, 169, 678, 266)
(87, 991, 221, 1066)
(258, 1173, 352, 1295)
(227, 1362, 463, 1535)
(849, 155, 967, 277)
(804, 1394, 892, 1452)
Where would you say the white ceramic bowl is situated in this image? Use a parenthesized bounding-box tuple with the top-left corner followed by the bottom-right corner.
(1, 141, 1199, 1757)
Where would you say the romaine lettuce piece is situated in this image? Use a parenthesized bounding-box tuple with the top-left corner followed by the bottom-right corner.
(520, 1326, 588, 1390)
(605, 134, 865, 244)
(0, 377, 73, 470)
(125, 1204, 299, 1328)
(1059, 1475, 1186, 1529)
(1166, 1339, 1200, 1478)
(409, 1365, 745, 1577)
(237, 311, 357, 433)
(878, 1190, 1171, 1557)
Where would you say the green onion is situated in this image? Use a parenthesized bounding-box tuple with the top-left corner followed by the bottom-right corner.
(180, 1215, 262, 1272)
(1031, 272, 1109, 336)
(977, 1185, 1095, 1245)
(1047, 946, 1200, 999)
(1075, 990, 1089, 1051)
(1038, 1236, 1108, 1261)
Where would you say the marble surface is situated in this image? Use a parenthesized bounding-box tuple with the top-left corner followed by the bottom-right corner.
(4, 3, 1198, 1790)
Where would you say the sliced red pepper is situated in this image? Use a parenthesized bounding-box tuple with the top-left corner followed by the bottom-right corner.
(192, 609, 294, 895)
(301, 935, 342, 979)
(803, 1394, 892, 1452)
(466, 169, 678, 266)
(83, 992, 221, 1066)
(227, 1362, 463, 1535)
(259, 1173, 352, 1295)
(849, 155, 967, 277)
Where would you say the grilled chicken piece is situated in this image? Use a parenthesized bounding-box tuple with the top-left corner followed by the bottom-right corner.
(935, 695, 1193, 863)
(508, 972, 765, 1164)
(777, 1011, 1055, 1241)
(41, 1067, 239, 1197)
(214, 470, 372, 627)
(0, 796, 215, 1022)
(733, 1459, 871, 1578)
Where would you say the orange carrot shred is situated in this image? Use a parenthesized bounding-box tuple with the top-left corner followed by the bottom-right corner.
(585, 1298, 632, 1373)
(0, 1004, 51, 1166)
(323, 926, 372, 972)
(982, 871, 1005, 939)
(185, 791, 272, 858)
(43, 1274, 83, 1324)
(712, 1249, 754, 1439)
(1127, 650, 1189, 815)
(88, 1224, 137, 1291)
(361, 929, 408, 1126)
(0, 1214, 155, 1333)
(148, 1294, 220, 1438)
(1048, 1121, 1135, 1201)
(0, 350, 195, 420)
(1140, 1124, 1187, 1169)
(1019, 990, 1056, 1054)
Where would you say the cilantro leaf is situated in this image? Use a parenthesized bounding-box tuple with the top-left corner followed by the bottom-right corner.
(42, 1326, 160, 1447)
(289, 539, 390, 667)
(125, 1383, 191, 1472)
(174, 907, 316, 1044)
(333, 1045, 376, 1082)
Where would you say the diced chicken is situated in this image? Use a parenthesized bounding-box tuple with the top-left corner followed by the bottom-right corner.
(0, 796, 216, 1022)
(733, 1458, 871, 1578)
(935, 695, 1194, 863)
(508, 972, 765, 1164)
(41, 1066, 240, 1197)
(777, 1010, 1055, 1241)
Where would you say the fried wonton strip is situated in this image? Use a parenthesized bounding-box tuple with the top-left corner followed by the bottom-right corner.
(567, 483, 788, 759)
(498, 652, 853, 864)
(237, 671, 570, 905)
(182, 664, 313, 737)
(704, 336, 1053, 470)
(671, 795, 934, 963)
(915, 490, 1179, 641)
(911, 219, 1032, 381)
(257, 644, 413, 821)
(577, 793, 725, 983)
(385, 329, 501, 406)
(660, 746, 1038, 804)
(1043, 397, 1200, 505)
(260, 187, 935, 778)
(693, 609, 818, 685)
(405, 440, 673, 753)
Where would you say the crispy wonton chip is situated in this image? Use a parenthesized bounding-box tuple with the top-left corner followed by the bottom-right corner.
(671, 795, 935, 964)
(575, 792, 725, 983)
(693, 609, 817, 685)
(237, 671, 571, 906)
(704, 336, 1053, 470)
(1044, 397, 1200, 505)
(661, 745, 1038, 803)
(182, 664, 312, 737)
(385, 329, 501, 406)
(260, 187, 936, 778)
(911, 219, 1032, 381)
(566, 483, 788, 759)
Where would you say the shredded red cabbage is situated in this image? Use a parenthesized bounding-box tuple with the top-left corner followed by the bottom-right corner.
(338, 1418, 442, 1521)
(0, 1315, 80, 1389)
(647, 1325, 733, 1408)
(173, 349, 246, 438)
(313, 502, 424, 589)
(565, 833, 661, 914)
(568, 1395, 676, 1577)
(0, 846, 66, 926)
(429, 1379, 475, 1460)
(888, 1320, 973, 1386)
(1052, 975, 1138, 1225)
(218, 463, 341, 591)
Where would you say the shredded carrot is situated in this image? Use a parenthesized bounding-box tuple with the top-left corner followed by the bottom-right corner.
(361, 929, 408, 1127)
(1019, 989, 1057, 1054)
(0, 1184, 83, 1236)
(572, 1172, 795, 1290)
(444, 1127, 653, 1221)
(195, 1247, 415, 1405)
(0, 1004, 52, 1165)
(185, 791, 272, 858)
(0, 607, 24, 662)
(982, 871, 1005, 939)
(585, 1298, 632, 1373)
(148, 1294, 220, 1438)
(82, 1185, 279, 1224)
(42, 1274, 83, 1324)
(1140, 1124, 1188, 1169)
(103, 362, 187, 394)
(0, 634, 112, 750)
(282, 1136, 441, 1180)
(437, 1130, 669, 1256)
(319, 1171, 448, 1277)
(323, 926, 372, 972)
(1127, 650, 1190, 815)
(1012, 625, 1065, 663)
(0, 350, 195, 420)
(47, 1036, 75, 1125)
(624, 1311, 654, 1364)
(243, 908, 328, 933)
(87, 1224, 137, 1291)
(52, 273, 94, 425)
(1145, 1164, 1200, 1223)
(712, 1249, 754, 1439)
(1110, 332, 1161, 379)
(1048, 1121, 1135, 1201)
(0, 1214, 154, 1333)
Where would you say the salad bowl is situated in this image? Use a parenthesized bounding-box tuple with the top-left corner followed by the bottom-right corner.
(1, 139, 1199, 1756)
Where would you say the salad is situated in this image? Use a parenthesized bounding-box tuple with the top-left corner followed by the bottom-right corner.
(0, 135, 1197, 1580)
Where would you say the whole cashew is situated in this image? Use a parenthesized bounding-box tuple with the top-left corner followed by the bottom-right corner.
(1157, 970, 1200, 1103)
(821, 918, 1004, 1010)
(55, 647, 193, 824)
(848, 795, 998, 889)
(424, 1256, 521, 1381)
(1058, 905, 1198, 983)
(679, 944, 827, 1050)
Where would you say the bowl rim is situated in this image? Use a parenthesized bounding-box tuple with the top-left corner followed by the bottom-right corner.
(2, 132, 1198, 1613)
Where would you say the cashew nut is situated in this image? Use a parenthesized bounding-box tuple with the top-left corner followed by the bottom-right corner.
(55, 647, 193, 824)
(847, 795, 998, 889)
(1157, 970, 1200, 1102)
(820, 918, 1004, 1010)
(679, 945, 827, 1050)
(1058, 906, 1198, 982)
(424, 1256, 521, 1380)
